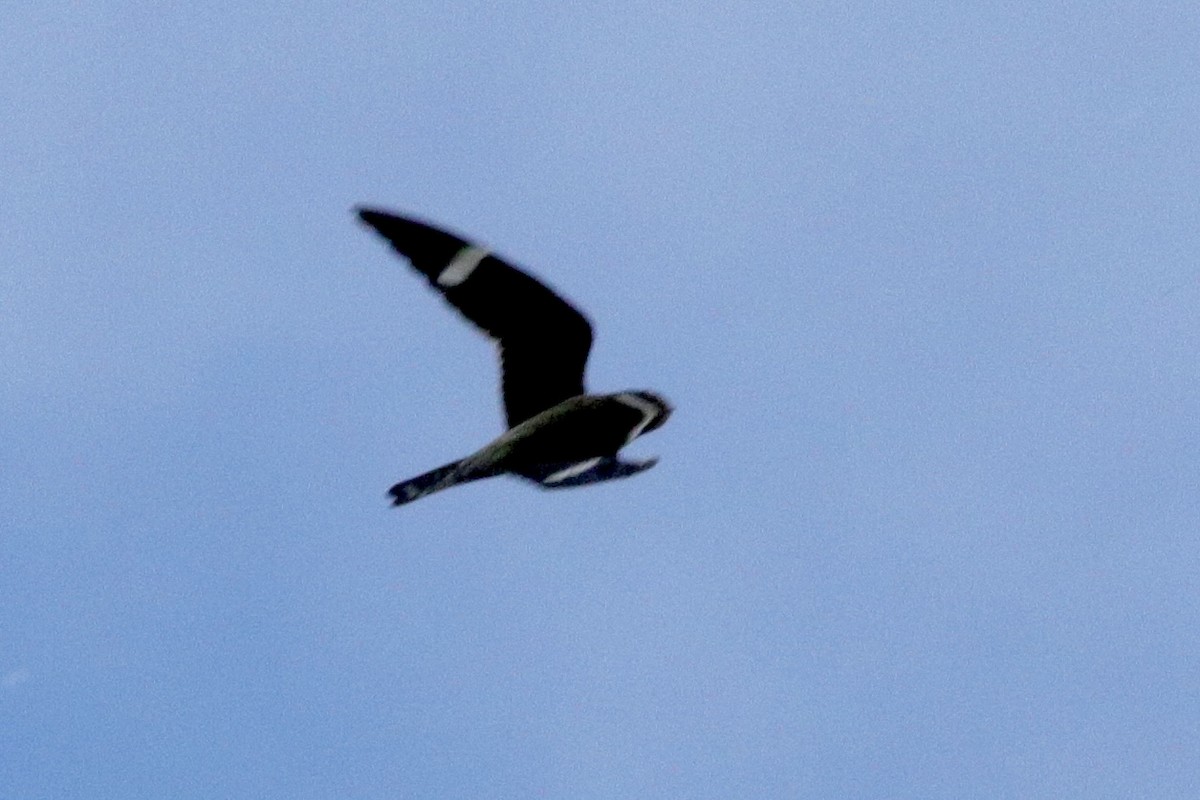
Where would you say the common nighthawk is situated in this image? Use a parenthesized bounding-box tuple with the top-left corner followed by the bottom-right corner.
(357, 208, 672, 506)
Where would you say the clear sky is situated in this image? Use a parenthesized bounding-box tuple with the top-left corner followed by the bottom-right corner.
(4, 2, 1199, 798)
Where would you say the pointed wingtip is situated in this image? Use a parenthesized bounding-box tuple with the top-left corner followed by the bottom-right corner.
(355, 205, 389, 227)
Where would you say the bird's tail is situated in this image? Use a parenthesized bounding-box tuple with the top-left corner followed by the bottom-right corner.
(388, 459, 494, 506)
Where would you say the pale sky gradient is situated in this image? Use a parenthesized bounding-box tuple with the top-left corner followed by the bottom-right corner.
(5, 3, 1200, 798)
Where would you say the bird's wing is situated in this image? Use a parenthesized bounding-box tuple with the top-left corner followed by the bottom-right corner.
(357, 208, 594, 428)
(516, 456, 659, 488)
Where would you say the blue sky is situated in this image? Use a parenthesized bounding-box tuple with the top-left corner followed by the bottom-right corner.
(4, 2, 1199, 798)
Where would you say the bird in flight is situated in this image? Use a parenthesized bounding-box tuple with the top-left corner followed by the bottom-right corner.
(357, 208, 672, 506)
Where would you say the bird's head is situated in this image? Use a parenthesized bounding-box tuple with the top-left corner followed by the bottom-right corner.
(616, 391, 673, 439)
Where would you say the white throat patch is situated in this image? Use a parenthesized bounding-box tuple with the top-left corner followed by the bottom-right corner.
(437, 246, 489, 288)
(616, 393, 660, 443)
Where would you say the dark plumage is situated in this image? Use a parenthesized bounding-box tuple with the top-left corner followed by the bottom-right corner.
(357, 208, 671, 506)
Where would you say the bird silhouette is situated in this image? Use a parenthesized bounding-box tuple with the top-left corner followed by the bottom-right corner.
(357, 208, 672, 506)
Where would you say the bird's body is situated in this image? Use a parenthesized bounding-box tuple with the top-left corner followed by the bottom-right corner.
(356, 208, 671, 506)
